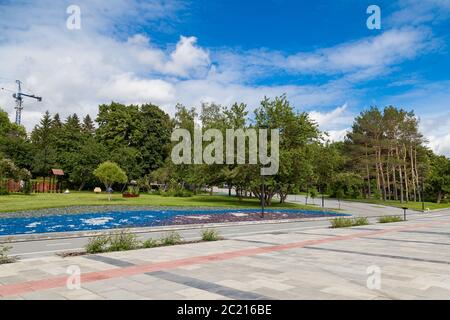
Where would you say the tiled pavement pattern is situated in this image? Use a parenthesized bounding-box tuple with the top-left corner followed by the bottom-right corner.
(1, 212, 450, 299)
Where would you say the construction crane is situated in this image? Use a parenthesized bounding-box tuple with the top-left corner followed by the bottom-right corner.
(12, 80, 42, 125)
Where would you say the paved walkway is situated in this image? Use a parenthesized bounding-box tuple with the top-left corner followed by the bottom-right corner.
(286, 194, 407, 217)
(1, 212, 450, 300)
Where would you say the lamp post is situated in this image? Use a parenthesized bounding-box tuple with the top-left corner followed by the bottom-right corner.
(421, 180, 425, 213)
(261, 174, 265, 219)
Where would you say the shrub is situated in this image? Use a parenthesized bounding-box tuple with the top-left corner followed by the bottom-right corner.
(161, 232, 182, 245)
(161, 189, 193, 197)
(330, 217, 369, 228)
(309, 188, 318, 199)
(0, 244, 15, 264)
(143, 238, 159, 248)
(379, 216, 404, 223)
(108, 230, 139, 252)
(126, 185, 140, 196)
(180, 190, 193, 197)
(22, 181, 32, 195)
(152, 189, 162, 195)
(85, 234, 110, 254)
(330, 218, 354, 228)
(201, 229, 221, 241)
(0, 189, 9, 196)
(353, 217, 369, 226)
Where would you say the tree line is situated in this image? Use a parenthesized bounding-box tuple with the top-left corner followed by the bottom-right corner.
(1, 97, 449, 204)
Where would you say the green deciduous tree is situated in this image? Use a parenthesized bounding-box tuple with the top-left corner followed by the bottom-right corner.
(93, 161, 127, 200)
(427, 154, 450, 203)
(96, 102, 172, 178)
(0, 108, 32, 170)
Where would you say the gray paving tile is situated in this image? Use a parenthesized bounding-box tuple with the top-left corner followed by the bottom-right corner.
(364, 237, 450, 246)
(83, 255, 135, 267)
(147, 271, 270, 300)
(304, 246, 450, 265)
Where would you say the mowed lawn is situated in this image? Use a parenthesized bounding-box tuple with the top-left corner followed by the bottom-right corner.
(0, 192, 317, 213)
(351, 198, 450, 211)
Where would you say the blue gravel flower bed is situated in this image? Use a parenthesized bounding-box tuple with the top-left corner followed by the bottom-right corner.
(0, 208, 347, 236)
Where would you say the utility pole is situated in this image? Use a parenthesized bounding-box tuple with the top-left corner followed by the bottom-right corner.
(13, 80, 42, 125)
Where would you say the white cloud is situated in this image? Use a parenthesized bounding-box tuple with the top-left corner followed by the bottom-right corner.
(165, 36, 210, 77)
(421, 112, 450, 157)
(309, 104, 354, 142)
(428, 133, 450, 156)
(309, 104, 352, 128)
(98, 74, 175, 105)
(212, 28, 434, 82)
(327, 129, 350, 142)
(387, 0, 450, 26)
(129, 34, 210, 77)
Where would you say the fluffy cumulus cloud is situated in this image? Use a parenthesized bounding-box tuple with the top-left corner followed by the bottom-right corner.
(0, 0, 448, 156)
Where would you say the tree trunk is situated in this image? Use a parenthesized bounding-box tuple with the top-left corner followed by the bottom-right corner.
(396, 146, 404, 203)
(415, 149, 422, 202)
(392, 157, 398, 201)
(437, 190, 443, 204)
(375, 159, 381, 198)
(403, 144, 409, 202)
(78, 181, 86, 192)
(378, 147, 387, 200)
(386, 150, 391, 200)
(410, 145, 417, 202)
(365, 144, 371, 198)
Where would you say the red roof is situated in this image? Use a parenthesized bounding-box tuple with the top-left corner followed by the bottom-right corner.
(51, 169, 64, 176)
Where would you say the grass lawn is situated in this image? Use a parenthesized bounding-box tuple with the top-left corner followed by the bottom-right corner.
(0, 192, 318, 213)
(350, 198, 450, 211)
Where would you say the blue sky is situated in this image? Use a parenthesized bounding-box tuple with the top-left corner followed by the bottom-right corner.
(0, 0, 449, 154)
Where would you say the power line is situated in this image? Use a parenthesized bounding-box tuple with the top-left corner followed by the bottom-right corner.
(1, 86, 15, 93)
